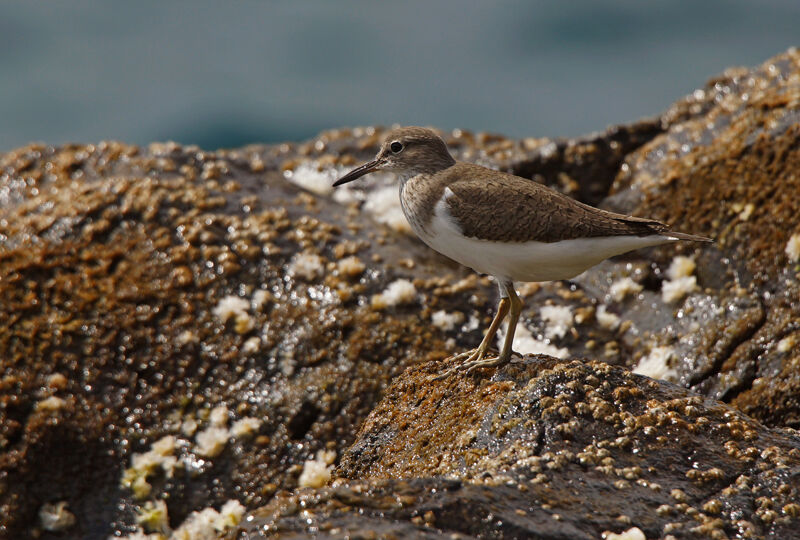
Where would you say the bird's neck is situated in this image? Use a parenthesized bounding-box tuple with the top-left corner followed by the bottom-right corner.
(398, 159, 456, 187)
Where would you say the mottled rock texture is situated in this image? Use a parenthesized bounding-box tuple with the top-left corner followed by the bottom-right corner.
(0, 48, 799, 539)
(245, 357, 800, 539)
(0, 141, 484, 538)
(613, 49, 800, 422)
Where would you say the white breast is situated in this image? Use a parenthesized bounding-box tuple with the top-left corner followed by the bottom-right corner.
(407, 194, 676, 283)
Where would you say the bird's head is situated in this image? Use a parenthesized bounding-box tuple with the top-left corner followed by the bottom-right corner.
(333, 126, 455, 186)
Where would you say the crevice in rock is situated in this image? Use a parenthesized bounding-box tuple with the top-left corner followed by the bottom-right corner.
(716, 357, 758, 405)
(287, 400, 321, 440)
(689, 301, 767, 393)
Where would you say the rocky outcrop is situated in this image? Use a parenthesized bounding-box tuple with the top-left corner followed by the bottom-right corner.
(614, 52, 800, 423)
(0, 141, 486, 538)
(1, 49, 799, 539)
(243, 356, 800, 538)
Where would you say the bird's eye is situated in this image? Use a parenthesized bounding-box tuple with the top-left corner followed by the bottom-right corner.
(390, 141, 403, 153)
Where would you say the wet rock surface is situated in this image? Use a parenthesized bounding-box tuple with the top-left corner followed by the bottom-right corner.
(0, 141, 487, 538)
(244, 357, 800, 539)
(611, 49, 800, 424)
(0, 48, 798, 539)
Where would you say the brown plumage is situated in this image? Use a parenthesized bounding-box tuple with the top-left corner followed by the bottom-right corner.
(403, 161, 709, 243)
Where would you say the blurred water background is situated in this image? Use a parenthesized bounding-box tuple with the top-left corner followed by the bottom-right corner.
(1, 1, 798, 152)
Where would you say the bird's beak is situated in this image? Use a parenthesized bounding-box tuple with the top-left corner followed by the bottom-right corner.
(333, 159, 381, 187)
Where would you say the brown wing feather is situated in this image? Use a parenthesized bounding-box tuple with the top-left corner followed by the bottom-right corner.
(440, 163, 672, 243)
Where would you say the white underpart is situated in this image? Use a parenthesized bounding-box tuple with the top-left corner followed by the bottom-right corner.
(497, 321, 568, 359)
(417, 196, 677, 282)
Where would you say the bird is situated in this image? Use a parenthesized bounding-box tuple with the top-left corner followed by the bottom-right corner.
(333, 127, 711, 376)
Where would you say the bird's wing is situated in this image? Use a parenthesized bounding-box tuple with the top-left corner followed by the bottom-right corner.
(439, 163, 671, 243)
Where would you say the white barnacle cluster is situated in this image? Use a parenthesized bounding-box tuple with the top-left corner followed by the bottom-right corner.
(118, 404, 263, 538)
(431, 310, 465, 331)
(609, 277, 643, 302)
(602, 526, 646, 540)
(121, 499, 246, 540)
(122, 406, 263, 499)
(633, 345, 678, 382)
(362, 184, 411, 233)
(283, 161, 337, 196)
(661, 256, 698, 303)
(169, 500, 245, 540)
(540, 305, 573, 340)
(371, 279, 418, 309)
(212, 294, 254, 334)
(595, 304, 621, 331)
(498, 321, 568, 359)
(38, 501, 76, 532)
(786, 233, 800, 263)
(194, 405, 263, 458)
(212, 288, 274, 341)
(35, 395, 67, 412)
(121, 435, 181, 499)
(298, 449, 337, 488)
(337, 255, 366, 277)
(288, 252, 325, 281)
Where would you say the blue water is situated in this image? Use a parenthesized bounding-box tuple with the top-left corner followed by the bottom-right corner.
(1, 1, 798, 151)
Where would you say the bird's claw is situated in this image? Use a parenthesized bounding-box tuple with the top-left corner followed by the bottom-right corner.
(435, 348, 512, 379)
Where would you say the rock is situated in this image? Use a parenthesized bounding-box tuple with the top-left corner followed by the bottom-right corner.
(242, 356, 800, 539)
(2, 47, 800, 538)
(0, 141, 486, 538)
(608, 48, 800, 424)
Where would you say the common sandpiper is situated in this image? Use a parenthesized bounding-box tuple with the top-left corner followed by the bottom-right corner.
(333, 127, 711, 376)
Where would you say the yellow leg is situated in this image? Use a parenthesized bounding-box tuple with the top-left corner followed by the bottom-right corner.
(437, 279, 521, 378)
(435, 297, 510, 380)
(450, 297, 509, 362)
(464, 281, 521, 373)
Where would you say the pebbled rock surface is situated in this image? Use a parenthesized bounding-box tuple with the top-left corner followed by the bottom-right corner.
(244, 357, 800, 539)
(240, 48, 800, 539)
(0, 141, 487, 538)
(609, 49, 800, 424)
(0, 48, 798, 539)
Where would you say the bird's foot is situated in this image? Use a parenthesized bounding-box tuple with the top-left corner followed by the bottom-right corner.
(447, 347, 483, 363)
(435, 347, 512, 379)
(434, 347, 486, 380)
(462, 352, 510, 374)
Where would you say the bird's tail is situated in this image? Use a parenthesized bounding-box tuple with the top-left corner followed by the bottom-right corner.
(666, 231, 714, 242)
